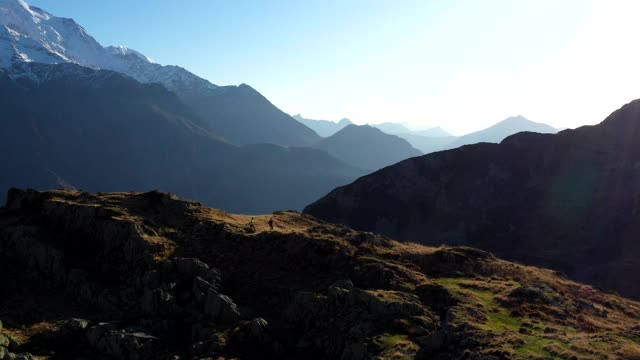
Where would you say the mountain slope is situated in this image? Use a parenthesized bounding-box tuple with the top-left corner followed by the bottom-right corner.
(292, 114, 353, 137)
(305, 99, 640, 300)
(443, 116, 558, 150)
(312, 124, 422, 171)
(0, 0, 319, 146)
(0, 62, 363, 213)
(2, 189, 639, 359)
(180, 84, 321, 146)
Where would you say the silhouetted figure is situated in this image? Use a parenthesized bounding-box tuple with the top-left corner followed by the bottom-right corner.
(268, 217, 274, 230)
(247, 217, 256, 232)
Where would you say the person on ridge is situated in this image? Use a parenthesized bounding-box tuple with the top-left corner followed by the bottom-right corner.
(268, 217, 274, 230)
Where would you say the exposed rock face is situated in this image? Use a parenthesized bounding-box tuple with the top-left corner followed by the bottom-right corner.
(1, 189, 639, 359)
(305, 99, 640, 300)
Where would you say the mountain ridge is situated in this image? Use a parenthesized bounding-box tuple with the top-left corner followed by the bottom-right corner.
(304, 98, 640, 300)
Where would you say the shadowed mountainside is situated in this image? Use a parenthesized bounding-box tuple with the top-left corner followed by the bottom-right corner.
(1, 189, 640, 359)
(0, 63, 364, 214)
(305, 99, 640, 300)
(178, 84, 321, 147)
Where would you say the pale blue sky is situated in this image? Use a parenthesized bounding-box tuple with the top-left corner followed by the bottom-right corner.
(28, 0, 640, 134)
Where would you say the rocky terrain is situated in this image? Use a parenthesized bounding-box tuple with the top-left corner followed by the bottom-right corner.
(305, 99, 640, 300)
(2, 189, 640, 359)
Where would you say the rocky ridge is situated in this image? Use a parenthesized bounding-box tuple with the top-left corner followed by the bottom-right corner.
(1, 189, 640, 359)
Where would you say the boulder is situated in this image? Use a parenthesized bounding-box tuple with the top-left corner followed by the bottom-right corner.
(204, 291, 241, 323)
(247, 318, 268, 339)
(192, 276, 218, 303)
(174, 258, 210, 278)
(86, 323, 158, 360)
(66, 318, 89, 332)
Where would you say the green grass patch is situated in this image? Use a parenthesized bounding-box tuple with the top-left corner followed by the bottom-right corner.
(515, 336, 553, 357)
(374, 334, 416, 360)
(437, 278, 522, 332)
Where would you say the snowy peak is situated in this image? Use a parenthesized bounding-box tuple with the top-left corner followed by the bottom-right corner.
(0, 0, 105, 67)
(0, 0, 47, 23)
(106, 45, 155, 64)
(0, 0, 218, 93)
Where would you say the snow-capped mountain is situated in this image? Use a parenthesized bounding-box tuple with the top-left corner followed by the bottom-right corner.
(0, 0, 321, 147)
(0, 0, 217, 92)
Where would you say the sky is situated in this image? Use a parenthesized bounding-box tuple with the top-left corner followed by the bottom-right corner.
(28, 0, 640, 135)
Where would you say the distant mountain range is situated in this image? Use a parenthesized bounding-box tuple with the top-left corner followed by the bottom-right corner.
(305, 98, 640, 300)
(396, 116, 559, 153)
(411, 126, 452, 137)
(369, 122, 413, 135)
(443, 115, 558, 149)
(292, 114, 353, 137)
(297, 114, 559, 156)
(0, 0, 370, 213)
(312, 124, 422, 170)
(0, 0, 565, 215)
(0, 0, 318, 147)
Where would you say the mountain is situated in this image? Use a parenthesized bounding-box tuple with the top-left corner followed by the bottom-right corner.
(312, 124, 422, 171)
(2, 189, 640, 359)
(443, 116, 558, 150)
(392, 116, 558, 155)
(180, 85, 321, 146)
(0, 62, 363, 213)
(371, 122, 412, 135)
(0, 0, 319, 146)
(395, 133, 458, 154)
(412, 126, 452, 137)
(293, 114, 353, 137)
(305, 99, 640, 300)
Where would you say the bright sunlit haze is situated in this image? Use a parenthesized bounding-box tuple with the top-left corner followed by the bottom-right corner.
(28, 0, 640, 135)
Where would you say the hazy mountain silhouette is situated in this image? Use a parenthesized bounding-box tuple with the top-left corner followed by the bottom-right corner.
(395, 116, 557, 154)
(443, 115, 558, 150)
(312, 124, 422, 170)
(371, 122, 412, 135)
(0, 63, 364, 213)
(293, 114, 353, 137)
(305, 99, 640, 299)
(411, 126, 453, 137)
(395, 134, 458, 154)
